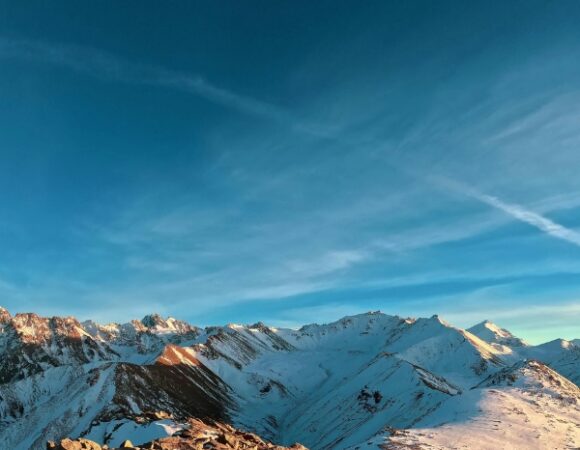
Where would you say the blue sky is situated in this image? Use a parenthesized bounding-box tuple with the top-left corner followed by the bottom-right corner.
(1, 1, 580, 343)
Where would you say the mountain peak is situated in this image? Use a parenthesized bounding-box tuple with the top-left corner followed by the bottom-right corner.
(412, 314, 451, 329)
(468, 319, 527, 348)
(470, 319, 499, 331)
(141, 313, 166, 328)
(429, 314, 447, 324)
(535, 337, 574, 351)
(0, 306, 11, 323)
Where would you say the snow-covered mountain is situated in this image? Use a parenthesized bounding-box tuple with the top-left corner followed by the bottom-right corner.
(468, 318, 580, 385)
(379, 360, 579, 449)
(0, 307, 578, 449)
(467, 319, 528, 349)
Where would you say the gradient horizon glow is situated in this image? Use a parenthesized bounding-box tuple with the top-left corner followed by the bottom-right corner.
(1, 1, 580, 343)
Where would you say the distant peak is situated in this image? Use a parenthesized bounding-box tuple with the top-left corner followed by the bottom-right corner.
(0, 306, 11, 322)
(470, 319, 504, 332)
(468, 320, 527, 347)
(539, 338, 571, 349)
(425, 314, 450, 326)
(249, 321, 269, 330)
(141, 313, 166, 327)
(471, 319, 496, 329)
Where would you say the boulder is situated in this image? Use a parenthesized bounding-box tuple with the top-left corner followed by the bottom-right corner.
(57, 438, 102, 450)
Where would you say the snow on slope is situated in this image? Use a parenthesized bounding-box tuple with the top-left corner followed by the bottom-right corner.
(278, 352, 460, 449)
(84, 418, 186, 447)
(469, 319, 580, 386)
(0, 310, 117, 382)
(182, 312, 505, 447)
(371, 361, 580, 450)
(0, 307, 578, 450)
(0, 358, 234, 450)
(468, 320, 528, 350)
(524, 339, 580, 385)
(0, 364, 117, 450)
(82, 314, 204, 363)
(382, 315, 505, 388)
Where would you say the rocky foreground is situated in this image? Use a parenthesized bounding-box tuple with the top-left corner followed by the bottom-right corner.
(48, 419, 308, 450)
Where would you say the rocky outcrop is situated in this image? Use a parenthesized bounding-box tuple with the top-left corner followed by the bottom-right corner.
(0, 312, 117, 383)
(47, 437, 103, 449)
(82, 315, 202, 356)
(48, 419, 308, 450)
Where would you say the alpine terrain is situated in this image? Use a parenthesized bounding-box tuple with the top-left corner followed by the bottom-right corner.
(0, 307, 578, 450)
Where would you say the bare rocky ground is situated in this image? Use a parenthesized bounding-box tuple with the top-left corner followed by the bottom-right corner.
(47, 418, 308, 450)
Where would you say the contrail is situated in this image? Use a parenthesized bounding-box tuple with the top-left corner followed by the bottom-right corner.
(8, 38, 578, 249)
(469, 191, 580, 247)
(432, 175, 580, 247)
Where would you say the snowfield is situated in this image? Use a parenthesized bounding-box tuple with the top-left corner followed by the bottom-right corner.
(0, 307, 578, 449)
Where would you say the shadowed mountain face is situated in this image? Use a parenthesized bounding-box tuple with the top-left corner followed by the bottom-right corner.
(0, 308, 578, 450)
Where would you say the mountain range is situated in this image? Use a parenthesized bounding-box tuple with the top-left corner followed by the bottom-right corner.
(0, 307, 578, 449)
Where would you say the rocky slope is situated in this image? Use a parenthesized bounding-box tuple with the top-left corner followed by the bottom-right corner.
(0, 307, 577, 450)
(49, 419, 307, 450)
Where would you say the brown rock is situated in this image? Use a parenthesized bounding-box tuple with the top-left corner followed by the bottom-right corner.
(59, 438, 83, 450)
(81, 438, 102, 450)
(217, 433, 238, 448)
(52, 418, 308, 450)
(57, 438, 102, 450)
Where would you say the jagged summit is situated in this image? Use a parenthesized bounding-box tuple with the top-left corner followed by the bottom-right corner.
(141, 313, 166, 328)
(0, 306, 11, 323)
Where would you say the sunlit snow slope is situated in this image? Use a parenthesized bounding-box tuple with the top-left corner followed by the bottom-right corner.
(0, 307, 577, 450)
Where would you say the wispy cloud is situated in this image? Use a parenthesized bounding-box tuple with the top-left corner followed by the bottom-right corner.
(0, 37, 331, 137)
(3, 27, 580, 346)
(286, 249, 370, 277)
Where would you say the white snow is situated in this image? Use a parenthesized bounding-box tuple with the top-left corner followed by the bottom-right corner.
(85, 419, 185, 447)
(0, 308, 577, 450)
(365, 362, 580, 449)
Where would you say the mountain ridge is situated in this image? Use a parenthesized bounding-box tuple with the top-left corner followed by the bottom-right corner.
(0, 307, 577, 449)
